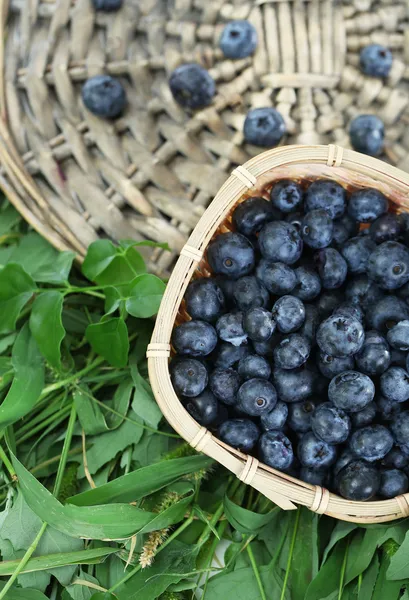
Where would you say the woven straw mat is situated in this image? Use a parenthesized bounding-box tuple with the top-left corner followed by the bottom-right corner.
(1, 0, 409, 274)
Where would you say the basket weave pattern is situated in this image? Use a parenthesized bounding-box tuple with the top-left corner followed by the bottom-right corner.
(1, 0, 409, 273)
(149, 144, 409, 523)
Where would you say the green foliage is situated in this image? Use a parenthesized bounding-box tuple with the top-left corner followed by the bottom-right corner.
(30, 292, 65, 370)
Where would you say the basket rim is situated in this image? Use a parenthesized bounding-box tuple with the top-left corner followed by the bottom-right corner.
(148, 144, 409, 523)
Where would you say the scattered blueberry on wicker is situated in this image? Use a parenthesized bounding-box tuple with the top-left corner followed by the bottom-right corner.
(171, 177, 409, 502)
(219, 20, 257, 59)
(349, 114, 385, 157)
(169, 63, 216, 109)
(82, 75, 126, 119)
(359, 44, 393, 79)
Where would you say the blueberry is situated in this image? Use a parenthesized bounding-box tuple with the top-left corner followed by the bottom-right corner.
(369, 213, 402, 244)
(398, 281, 409, 305)
(238, 354, 271, 380)
(237, 378, 277, 416)
(332, 214, 359, 246)
(216, 312, 247, 346)
(377, 395, 402, 421)
(387, 321, 409, 351)
(185, 278, 225, 322)
(207, 232, 255, 279)
(209, 368, 241, 405)
(311, 402, 350, 444)
(301, 209, 334, 249)
(258, 221, 303, 264)
(335, 460, 380, 500)
(243, 108, 286, 147)
(355, 333, 391, 375)
(317, 353, 355, 379)
(272, 295, 305, 333)
(184, 389, 219, 426)
(360, 44, 393, 78)
(293, 266, 321, 300)
(367, 241, 409, 290)
(380, 366, 409, 403)
(218, 419, 260, 452)
(305, 179, 346, 219)
(367, 296, 409, 333)
(316, 315, 365, 357)
(273, 366, 316, 403)
(172, 320, 218, 357)
(92, 0, 122, 10)
(300, 467, 329, 486)
(345, 274, 385, 309)
(252, 334, 280, 357)
(169, 63, 215, 109)
(170, 358, 208, 397)
(274, 333, 310, 369)
(232, 197, 276, 238)
(349, 114, 384, 156)
(243, 307, 275, 342)
(391, 411, 409, 445)
(350, 425, 393, 462)
(328, 371, 375, 412)
(270, 180, 304, 213)
(82, 75, 126, 118)
(259, 431, 294, 470)
(340, 236, 376, 274)
(233, 276, 269, 311)
(351, 402, 377, 428)
(348, 188, 388, 222)
(260, 401, 288, 431)
(288, 400, 316, 433)
(299, 304, 320, 345)
(256, 260, 297, 295)
(381, 448, 409, 470)
(379, 469, 408, 498)
(285, 211, 304, 231)
(333, 303, 364, 323)
(316, 290, 345, 320)
(219, 20, 257, 59)
(298, 431, 337, 468)
(214, 276, 236, 305)
(333, 448, 356, 477)
(214, 343, 250, 368)
(315, 248, 347, 289)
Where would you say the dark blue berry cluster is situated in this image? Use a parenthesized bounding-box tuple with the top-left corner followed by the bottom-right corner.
(171, 178, 409, 502)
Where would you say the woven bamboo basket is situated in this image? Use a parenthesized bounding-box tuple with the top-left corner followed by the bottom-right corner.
(148, 144, 409, 524)
(1, 0, 409, 275)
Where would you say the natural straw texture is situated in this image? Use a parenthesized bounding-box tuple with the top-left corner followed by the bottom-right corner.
(149, 144, 409, 524)
(0, 0, 409, 274)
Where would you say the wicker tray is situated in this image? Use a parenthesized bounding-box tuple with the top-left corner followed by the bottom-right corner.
(148, 144, 409, 524)
(1, 0, 409, 274)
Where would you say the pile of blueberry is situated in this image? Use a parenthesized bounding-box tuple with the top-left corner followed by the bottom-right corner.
(170, 179, 409, 502)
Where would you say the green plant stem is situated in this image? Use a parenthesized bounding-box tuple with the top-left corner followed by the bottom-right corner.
(0, 445, 16, 479)
(200, 519, 228, 600)
(280, 509, 300, 600)
(338, 537, 349, 600)
(269, 518, 290, 572)
(30, 446, 83, 475)
(16, 405, 71, 445)
(247, 543, 267, 600)
(16, 393, 67, 437)
(40, 356, 105, 399)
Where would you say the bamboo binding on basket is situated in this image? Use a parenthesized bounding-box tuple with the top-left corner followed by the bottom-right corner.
(149, 144, 409, 524)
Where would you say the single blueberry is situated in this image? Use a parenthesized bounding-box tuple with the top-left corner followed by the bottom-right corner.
(360, 44, 393, 78)
(348, 188, 388, 222)
(317, 352, 355, 379)
(300, 466, 329, 486)
(345, 274, 385, 309)
(367, 241, 409, 290)
(351, 401, 377, 428)
(216, 312, 247, 346)
(311, 402, 350, 444)
(367, 296, 409, 333)
(243, 108, 286, 147)
(209, 367, 241, 405)
(237, 378, 277, 416)
(238, 354, 271, 380)
(305, 179, 346, 219)
(252, 334, 280, 357)
(258, 221, 303, 264)
(285, 211, 304, 232)
(299, 304, 320, 345)
(355, 332, 391, 375)
(391, 410, 409, 445)
(243, 307, 275, 342)
(185, 278, 225, 322)
(297, 431, 337, 469)
(169, 63, 216, 109)
(219, 20, 257, 59)
(369, 213, 402, 244)
(287, 400, 316, 433)
(273, 366, 316, 403)
(333, 448, 356, 477)
(207, 232, 255, 279)
(293, 266, 322, 300)
(301, 209, 334, 249)
(170, 358, 208, 397)
(333, 303, 364, 322)
(328, 370, 375, 412)
(316, 290, 345, 320)
(380, 366, 409, 403)
(233, 276, 269, 311)
(340, 236, 376, 274)
(387, 321, 409, 351)
(349, 114, 384, 156)
(256, 260, 297, 295)
(272, 295, 305, 333)
(214, 343, 250, 368)
(214, 276, 236, 305)
(172, 320, 218, 357)
(315, 248, 347, 289)
(232, 196, 275, 238)
(392, 348, 408, 368)
(270, 180, 304, 213)
(350, 425, 393, 462)
(259, 431, 294, 470)
(218, 419, 260, 452)
(273, 333, 310, 369)
(260, 401, 288, 431)
(183, 389, 219, 426)
(82, 75, 126, 118)
(398, 281, 409, 305)
(332, 214, 359, 246)
(316, 315, 365, 357)
(381, 448, 409, 470)
(92, 0, 122, 10)
(379, 469, 408, 499)
(377, 395, 402, 421)
(336, 460, 380, 500)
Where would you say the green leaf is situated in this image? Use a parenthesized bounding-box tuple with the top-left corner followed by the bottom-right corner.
(90, 594, 116, 600)
(224, 494, 278, 535)
(74, 386, 108, 436)
(83, 240, 145, 286)
(0, 323, 44, 430)
(205, 565, 290, 600)
(0, 547, 118, 575)
(64, 571, 103, 600)
(33, 251, 75, 285)
(131, 363, 162, 428)
(0, 332, 17, 354)
(358, 554, 379, 600)
(323, 521, 357, 562)
(291, 508, 319, 600)
(0, 588, 48, 600)
(373, 554, 403, 600)
(125, 274, 165, 318)
(29, 291, 65, 370)
(86, 318, 129, 368)
(68, 455, 213, 506)
(6, 234, 58, 277)
(119, 240, 170, 251)
(344, 529, 382, 585)
(387, 529, 409, 579)
(82, 240, 118, 281)
(0, 203, 21, 236)
(305, 538, 347, 600)
(0, 263, 36, 332)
